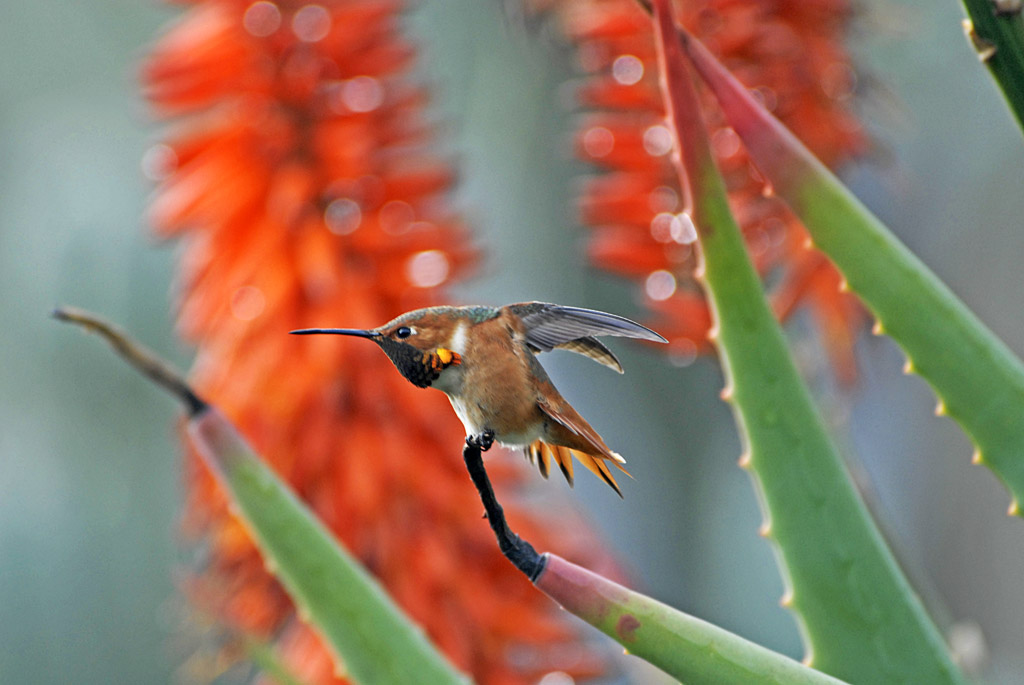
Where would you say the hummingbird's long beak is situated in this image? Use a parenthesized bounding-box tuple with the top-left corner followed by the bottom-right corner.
(289, 328, 377, 338)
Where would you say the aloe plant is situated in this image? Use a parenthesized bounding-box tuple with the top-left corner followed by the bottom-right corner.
(640, 1, 964, 682)
(676, 23, 1024, 517)
(58, 304, 861, 685)
(532, 554, 849, 685)
(960, 0, 1024, 134)
(52, 1, 1024, 683)
(54, 308, 470, 685)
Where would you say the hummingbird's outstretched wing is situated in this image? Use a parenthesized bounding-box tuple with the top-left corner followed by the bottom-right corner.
(552, 337, 624, 373)
(507, 302, 667, 372)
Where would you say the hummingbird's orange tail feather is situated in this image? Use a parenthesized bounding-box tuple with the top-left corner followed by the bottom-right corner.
(526, 440, 629, 497)
(555, 444, 575, 485)
(528, 441, 551, 479)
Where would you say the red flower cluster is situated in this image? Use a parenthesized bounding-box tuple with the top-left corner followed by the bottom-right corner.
(143, 1, 608, 682)
(550, 0, 867, 379)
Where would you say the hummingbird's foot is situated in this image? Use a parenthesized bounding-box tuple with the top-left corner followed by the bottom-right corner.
(466, 429, 495, 452)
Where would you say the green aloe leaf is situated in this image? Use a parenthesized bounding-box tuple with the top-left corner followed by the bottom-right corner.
(533, 554, 849, 685)
(187, 410, 469, 685)
(679, 26, 1024, 517)
(960, 0, 1024, 135)
(649, 2, 964, 682)
(53, 307, 470, 685)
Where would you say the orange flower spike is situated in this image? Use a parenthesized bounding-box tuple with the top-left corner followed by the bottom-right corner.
(549, 0, 866, 377)
(144, 1, 615, 682)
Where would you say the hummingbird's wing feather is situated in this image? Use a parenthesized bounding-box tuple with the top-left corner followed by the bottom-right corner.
(533, 388, 632, 497)
(508, 303, 667, 363)
(551, 337, 624, 373)
(537, 396, 626, 464)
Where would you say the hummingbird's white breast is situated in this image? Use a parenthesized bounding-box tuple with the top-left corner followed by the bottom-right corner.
(448, 394, 545, 448)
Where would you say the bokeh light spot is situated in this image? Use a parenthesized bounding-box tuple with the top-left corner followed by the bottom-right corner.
(538, 672, 575, 685)
(650, 212, 696, 244)
(822, 62, 857, 100)
(650, 212, 675, 243)
(611, 55, 644, 85)
(648, 185, 678, 213)
(343, 76, 384, 113)
(711, 127, 740, 159)
(325, 198, 362, 235)
(645, 270, 677, 301)
(674, 212, 697, 244)
(141, 144, 177, 181)
(379, 200, 414, 234)
(582, 126, 614, 158)
(231, 286, 266, 321)
(292, 5, 330, 43)
(243, 2, 281, 37)
(642, 124, 673, 157)
(669, 338, 698, 367)
(406, 250, 450, 288)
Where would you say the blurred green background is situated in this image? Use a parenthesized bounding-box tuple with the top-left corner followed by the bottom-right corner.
(2, 0, 1023, 683)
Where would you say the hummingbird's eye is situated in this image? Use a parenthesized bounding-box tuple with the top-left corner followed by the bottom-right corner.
(395, 326, 413, 339)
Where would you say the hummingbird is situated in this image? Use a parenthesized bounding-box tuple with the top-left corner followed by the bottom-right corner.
(291, 302, 667, 496)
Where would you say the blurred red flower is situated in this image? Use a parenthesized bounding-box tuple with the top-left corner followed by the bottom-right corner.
(143, 1, 610, 682)
(547, 0, 868, 380)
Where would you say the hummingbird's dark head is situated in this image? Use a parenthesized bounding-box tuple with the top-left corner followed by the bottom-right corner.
(291, 307, 462, 388)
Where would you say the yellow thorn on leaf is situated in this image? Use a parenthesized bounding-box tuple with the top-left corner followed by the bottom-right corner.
(963, 19, 998, 61)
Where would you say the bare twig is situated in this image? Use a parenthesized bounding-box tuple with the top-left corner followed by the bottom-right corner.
(462, 439, 546, 581)
(52, 306, 206, 416)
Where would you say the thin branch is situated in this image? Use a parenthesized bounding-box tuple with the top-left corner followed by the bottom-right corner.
(52, 306, 207, 416)
(462, 441, 546, 581)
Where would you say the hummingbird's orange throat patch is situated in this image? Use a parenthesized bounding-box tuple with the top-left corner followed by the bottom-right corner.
(426, 348, 462, 371)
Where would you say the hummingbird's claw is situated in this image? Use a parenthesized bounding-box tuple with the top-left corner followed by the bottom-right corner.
(466, 429, 495, 452)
